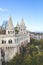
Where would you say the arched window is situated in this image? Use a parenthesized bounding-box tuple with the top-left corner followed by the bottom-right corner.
(8, 39, 12, 44)
(1, 48, 5, 57)
(2, 40, 6, 44)
(8, 31, 14, 34)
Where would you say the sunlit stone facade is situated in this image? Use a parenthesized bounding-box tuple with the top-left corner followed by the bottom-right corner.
(0, 16, 30, 64)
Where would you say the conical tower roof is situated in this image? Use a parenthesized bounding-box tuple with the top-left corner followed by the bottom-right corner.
(16, 22, 19, 27)
(20, 18, 26, 30)
(6, 16, 14, 30)
(20, 18, 25, 26)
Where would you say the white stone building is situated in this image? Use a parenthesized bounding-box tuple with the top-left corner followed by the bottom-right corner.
(30, 32, 43, 40)
(0, 17, 30, 64)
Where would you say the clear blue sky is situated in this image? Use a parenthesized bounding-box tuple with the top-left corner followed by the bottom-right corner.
(0, 0, 43, 32)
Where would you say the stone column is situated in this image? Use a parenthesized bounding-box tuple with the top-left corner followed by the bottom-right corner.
(17, 45, 20, 54)
(4, 47, 8, 65)
(0, 48, 2, 65)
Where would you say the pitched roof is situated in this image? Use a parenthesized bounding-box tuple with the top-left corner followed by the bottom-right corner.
(20, 18, 25, 26)
(6, 16, 14, 30)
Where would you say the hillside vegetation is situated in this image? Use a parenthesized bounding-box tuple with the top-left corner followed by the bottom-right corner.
(8, 38, 43, 65)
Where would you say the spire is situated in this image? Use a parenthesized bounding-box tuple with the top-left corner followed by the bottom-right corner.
(19, 18, 26, 30)
(19, 18, 26, 34)
(6, 16, 14, 30)
(20, 18, 25, 26)
(16, 22, 19, 27)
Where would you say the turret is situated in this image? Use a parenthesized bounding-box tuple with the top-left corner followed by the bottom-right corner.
(20, 18, 26, 30)
(19, 18, 26, 34)
(16, 22, 20, 31)
(6, 16, 15, 35)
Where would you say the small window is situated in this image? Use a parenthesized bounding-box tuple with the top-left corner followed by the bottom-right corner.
(24, 32, 25, 34)
(8, 40, 12, 44)
(2, 40, 6, 44)
(8, 31, 10, 34)
(2, 40, 4, 44)
(8, 31, 14, 34)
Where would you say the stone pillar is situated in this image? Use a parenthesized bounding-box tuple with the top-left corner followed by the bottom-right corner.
(0, 48, 2, 65)
(17, 45, 20, 54)
(4, 47, 8, 65)
(5, 48, 8, 62)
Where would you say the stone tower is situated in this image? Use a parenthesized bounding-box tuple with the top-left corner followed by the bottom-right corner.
(6, 16, 15, 36)
(19, 18, 26, 34)
(16, 22, 20, 31)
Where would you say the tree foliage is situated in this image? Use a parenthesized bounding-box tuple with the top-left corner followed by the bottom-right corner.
(8, 38, 43, 65)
